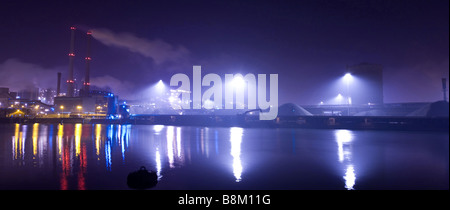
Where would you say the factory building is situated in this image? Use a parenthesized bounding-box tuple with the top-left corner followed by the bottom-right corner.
(1, 87, 55, 117)
(52, 26, 125, 118)
(53, 91, 117, 117)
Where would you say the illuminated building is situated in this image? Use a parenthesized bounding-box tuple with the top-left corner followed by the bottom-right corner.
(53, 90, 118, 117)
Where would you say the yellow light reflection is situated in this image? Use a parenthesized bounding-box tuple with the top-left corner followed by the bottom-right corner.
(57, 124, 63, 160)
(13, 124, 20, 160)
(230, 127, 243, 182)
(95, 124, 102, 157)
(75, 124, 82, 157)
(32, 123, 39, 156)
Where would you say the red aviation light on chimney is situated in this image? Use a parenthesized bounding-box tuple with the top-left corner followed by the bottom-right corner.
(85, 57, 92, 60)
(67, 79, 74, 83)
(70, 26, 76, 30)
(68, 53, 75, 57)
(87, 31, 92, 35)
(83, 82, 90, 85)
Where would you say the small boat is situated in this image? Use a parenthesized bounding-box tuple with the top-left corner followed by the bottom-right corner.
(127, 166, 158, 189)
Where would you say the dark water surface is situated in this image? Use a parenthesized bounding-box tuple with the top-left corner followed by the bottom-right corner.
(0, 123, 448, 190)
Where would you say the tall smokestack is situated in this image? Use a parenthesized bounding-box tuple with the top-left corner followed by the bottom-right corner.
(57, 72, 61, 96)
(67, 26, 76, 97)
(83, 30, 92, 95)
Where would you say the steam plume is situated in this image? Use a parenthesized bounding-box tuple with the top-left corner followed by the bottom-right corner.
(90, 28, 189, 65)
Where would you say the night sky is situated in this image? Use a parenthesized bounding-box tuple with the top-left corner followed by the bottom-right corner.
(0, 0, 448, 105)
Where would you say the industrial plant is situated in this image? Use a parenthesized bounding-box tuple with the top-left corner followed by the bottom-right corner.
(0, 26, 448, 130)
(0, 26, 129, 119)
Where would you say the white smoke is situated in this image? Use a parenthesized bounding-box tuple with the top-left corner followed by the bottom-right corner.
(90, 28, 190, 65)
(90, 75, 138, 99)
(0, 58, 63, 91)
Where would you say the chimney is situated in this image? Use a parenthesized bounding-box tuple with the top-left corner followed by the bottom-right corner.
(83, 30, 92, 95)
(67, 26, 76, 97)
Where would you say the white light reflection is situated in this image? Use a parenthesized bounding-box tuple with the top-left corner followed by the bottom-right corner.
(166, 126, 185, 169)
(155, 148, 162, 180)
(336, 129, 352, 163)
(108, 125, 113, 140)
(230, 127, 243, 182)
(105, 140, 112, 171)
(167, 126, 175, 168)
(21, 125, 26, 159)
(120, 124, 130, 162)
(153, 125, 164, 134)
(176, 127, 182, 158)
(335, 129, 356, 190)
(38, 124, 48, 167)
(117, 124, 122, 146)
(344, 165, 356, 190)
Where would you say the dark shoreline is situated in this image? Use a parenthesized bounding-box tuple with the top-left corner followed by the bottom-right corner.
(1, 115, 448, 132)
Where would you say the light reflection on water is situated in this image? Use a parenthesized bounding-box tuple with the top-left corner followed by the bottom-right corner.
(1, 123, 448, 190)
(230, 127, 243, 182)
(335, 129, 356, 190)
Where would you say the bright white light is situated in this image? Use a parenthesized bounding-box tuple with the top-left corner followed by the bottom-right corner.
(155, 80, 165, 93)
(344, 73, 353, 83)
(230, 75, 245, 89)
